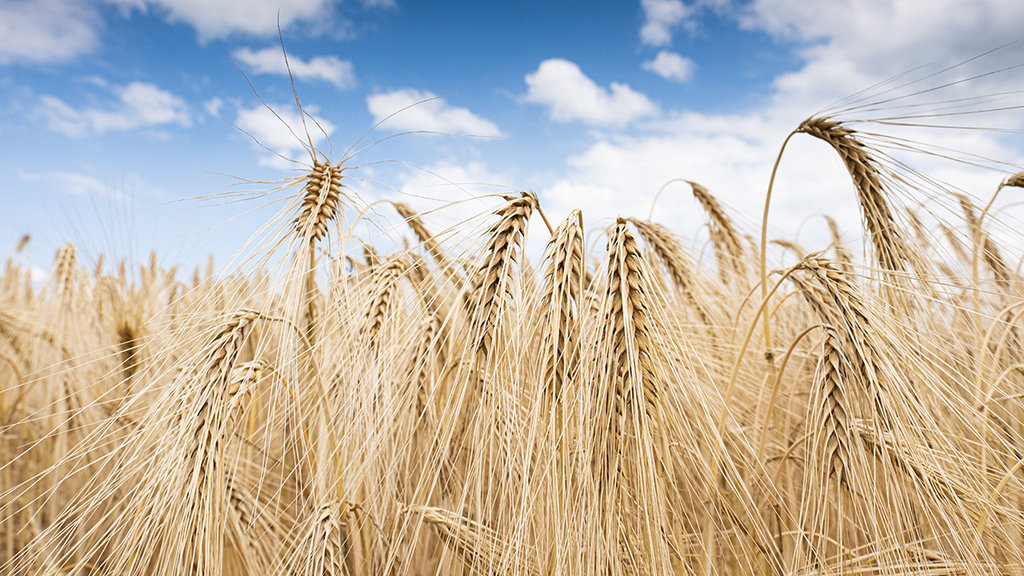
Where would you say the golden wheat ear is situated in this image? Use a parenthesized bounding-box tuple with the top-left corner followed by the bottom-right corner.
(688, 181, 746, 284)
(393, 201, 466, 290)
(537, 209, 584, 401)
(796, 118, 915, 278)
(824, 215, 855, 275)
(627, 217, 715, 331)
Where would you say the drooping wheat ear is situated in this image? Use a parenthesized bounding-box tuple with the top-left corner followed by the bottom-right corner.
(468, 192, 536, 362)
(959, 194, 1010, 288)
(13, 234, 29, 253)
(939, 223, 971, 266)
(538, 210, 584, 400)
(410, 505, 539, 575)
(362, 256, 408, 353)
(60, 309, 261, 576)
(689, 180, 745, 283)
(393, 201, 465, 289)
(771, 238, 807, 260)
(223, 470, 287, 574)
(797, 118, 913, 277)
(853, 420, 973, 504)
(800, 257, 893, 425)
(362, 242, 382, 268)
(825, 215, 855, 275)
(294, 160, 343, 243)
(812, 326, 855, 487)
(1005, 170, 1024, 189)
(626, 217, 713, 328)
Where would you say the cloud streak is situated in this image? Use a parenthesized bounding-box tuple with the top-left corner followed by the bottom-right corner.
(367, 89, 503, 137)
(37, 82, 192, 137)
(233, 47, 357, 89)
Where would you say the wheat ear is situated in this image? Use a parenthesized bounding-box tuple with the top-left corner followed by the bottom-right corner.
(959, 194, 1010, 289)
(812, 326, 855, 488)
(394, 201, 465, 290)
(410, 504, 539, 575)
(689, 180, 746, 283)
(593, 217, 671, 574)
(538, 209, 584, 400)
(824, 215, 855, 275)
(627, 217, 714, 329)
(797, 118, 913, 279)
(467, 193, 536, 362)
(361, 256, 408, 354)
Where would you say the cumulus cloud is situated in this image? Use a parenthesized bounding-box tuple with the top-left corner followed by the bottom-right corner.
(642, 50, 696, 82)
(233, 47, 356, 89)
(106, 0, 339, 42)
(524, 58, 659, 127)
(0, 0, 99, 65)
(640, 0, 692, 46)
(366, 89, 502, 137)
(234, 103, 336, 167)
(37, 82, 192, 137)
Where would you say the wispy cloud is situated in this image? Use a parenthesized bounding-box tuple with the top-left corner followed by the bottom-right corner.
(0, 0, 99, 65)
(18, 170, 135, 201)
(37, 82, 192, 137)
(524, 58, 659, 127)
(106, 0, 342, 42)
(367, 89, 503, 137)
(233, 47, 356, 89)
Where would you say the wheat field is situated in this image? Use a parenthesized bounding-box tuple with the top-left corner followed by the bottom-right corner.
(4, 82, 1024, 576)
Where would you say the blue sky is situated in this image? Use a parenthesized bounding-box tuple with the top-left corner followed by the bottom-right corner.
(3, 0, 1024, 278)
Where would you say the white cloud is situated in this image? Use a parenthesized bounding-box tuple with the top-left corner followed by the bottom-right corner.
(642, 50, 696, 82)
(204, 97, 224, 117)
(640, 0, 692, 46)
(233, 47, 356, 89)
(524, 58, 660, 127)
(37, 82, 192, 137)
(366, 89, 502, 137)
(18, 170, 131, 201)
(741, 0, 1024, 109)
(107, 0, 339, 42)
(0, 0, 99, 65)
(234, 103, 337, 167)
